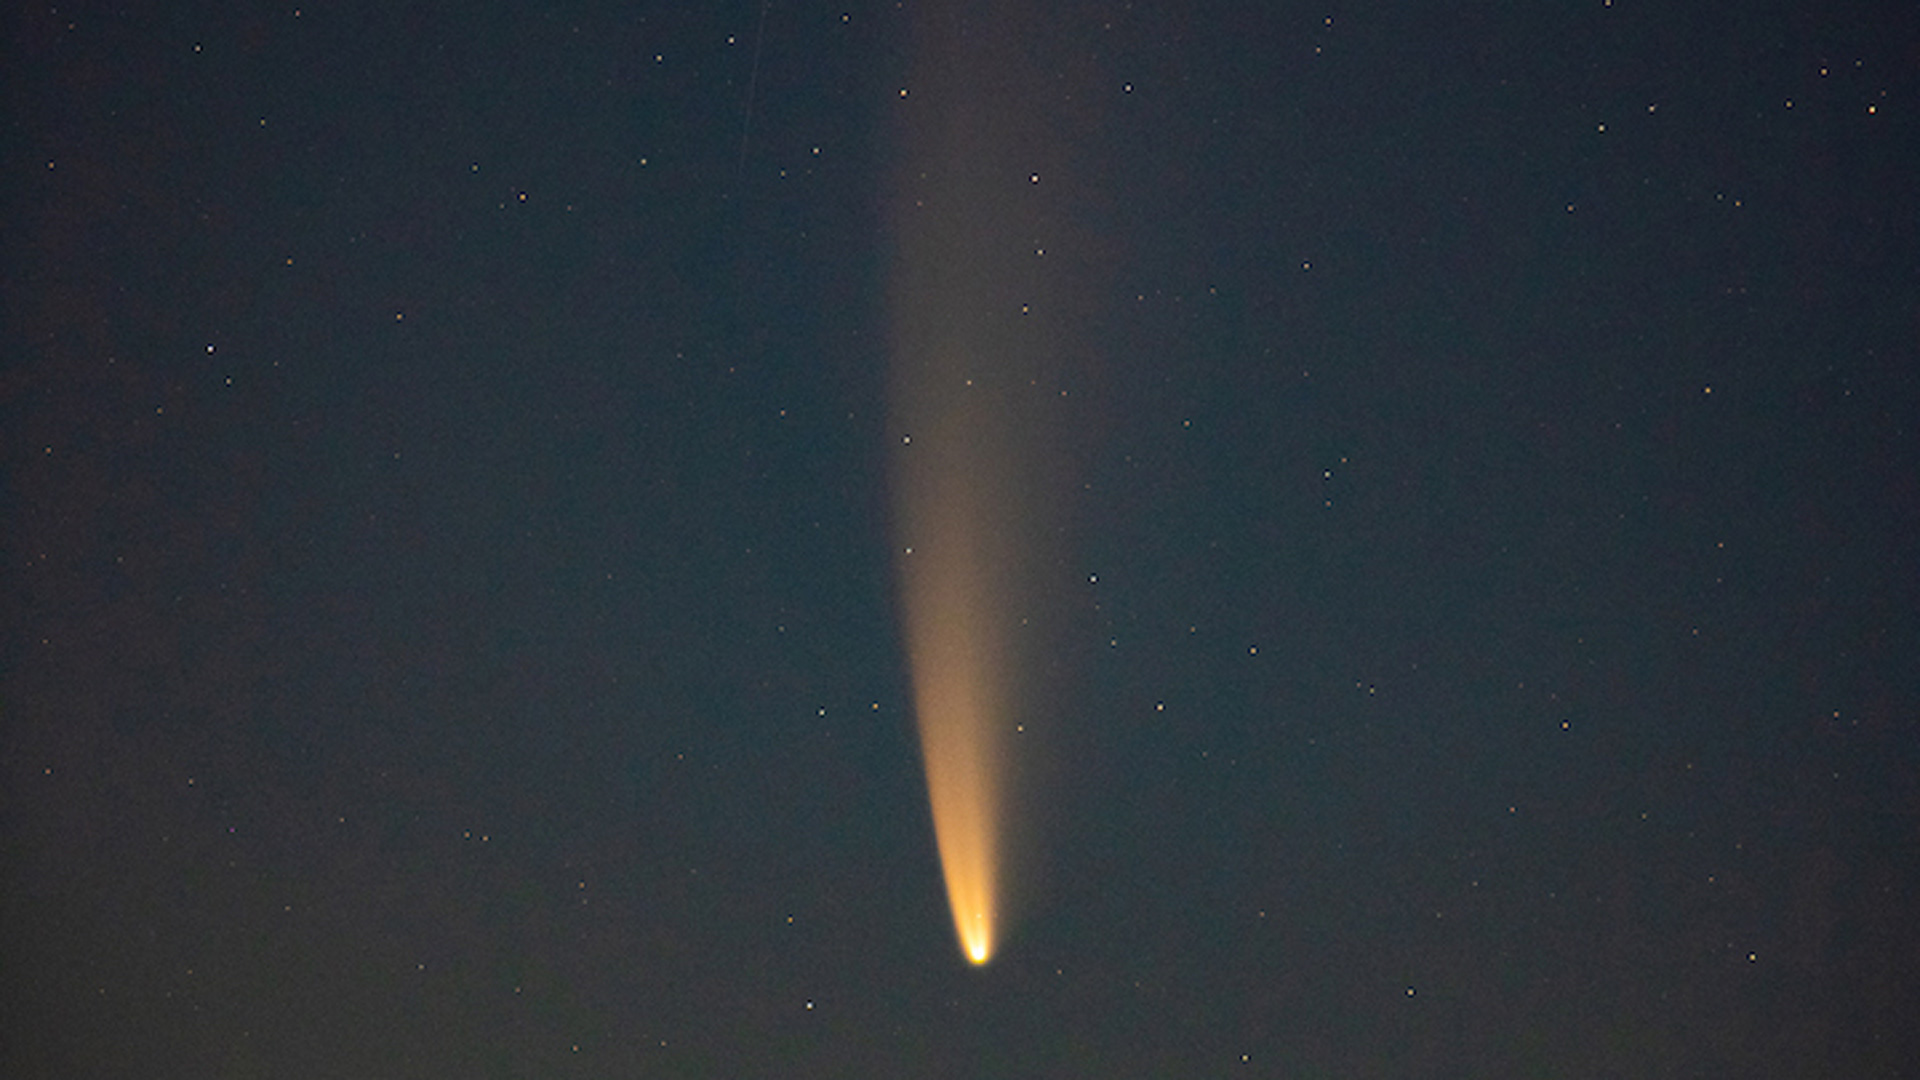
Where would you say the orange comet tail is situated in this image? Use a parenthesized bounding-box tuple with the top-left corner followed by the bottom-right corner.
(889, 0, 1104, 972)
(922, 698, 996, 964)
(899, 475, 1009, 966)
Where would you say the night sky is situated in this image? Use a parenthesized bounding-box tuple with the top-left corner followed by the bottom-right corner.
(7, 1, 1919, 1077)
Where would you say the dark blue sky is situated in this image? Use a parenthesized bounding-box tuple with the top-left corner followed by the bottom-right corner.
(7, 1, 1918, 1076)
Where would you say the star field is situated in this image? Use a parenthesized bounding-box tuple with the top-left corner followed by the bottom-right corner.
(6, 1, 1917, 1076)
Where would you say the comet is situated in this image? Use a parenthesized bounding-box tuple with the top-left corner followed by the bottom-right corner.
(887, 0, 1099, 968)
(893, 445, 1014, 965)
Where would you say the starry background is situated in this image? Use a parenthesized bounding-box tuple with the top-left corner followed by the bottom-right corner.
(6, 1, 1918, 1077)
